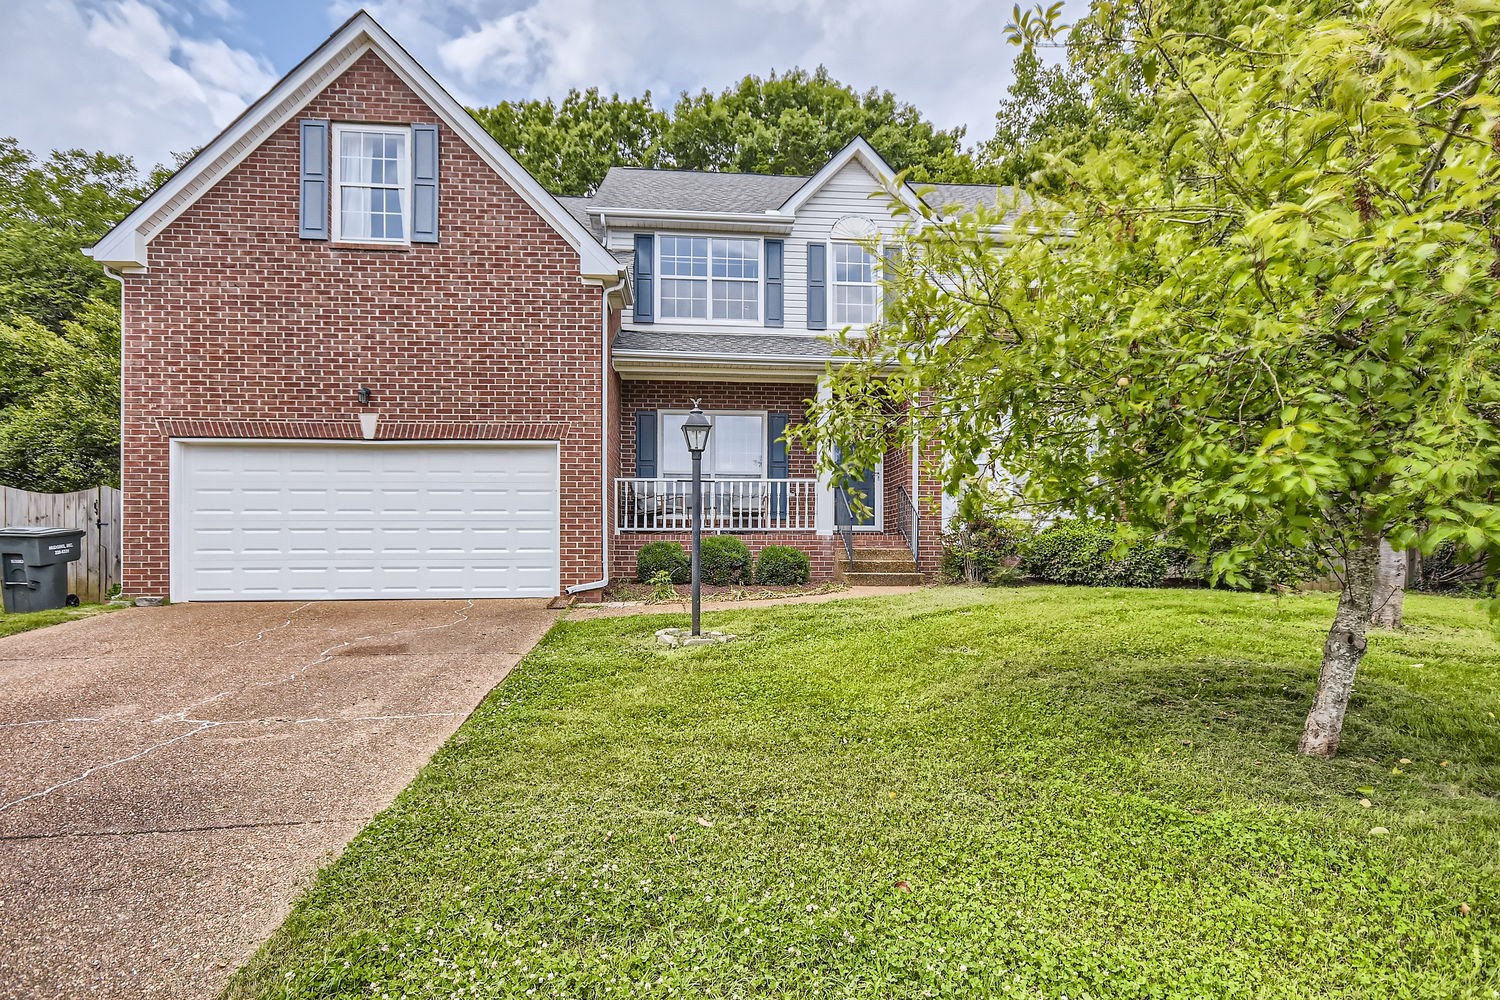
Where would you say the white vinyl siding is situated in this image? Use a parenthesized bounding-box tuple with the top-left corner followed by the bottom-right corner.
(785, 159, 904, 330)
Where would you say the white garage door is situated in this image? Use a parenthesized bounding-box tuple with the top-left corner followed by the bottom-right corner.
(172, 441, 559, 601)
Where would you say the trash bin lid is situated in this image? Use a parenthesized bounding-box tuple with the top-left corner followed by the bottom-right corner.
(0, 526, 85, 538)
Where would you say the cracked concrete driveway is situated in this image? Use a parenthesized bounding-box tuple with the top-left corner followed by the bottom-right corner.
(0, 599, 560, 1000)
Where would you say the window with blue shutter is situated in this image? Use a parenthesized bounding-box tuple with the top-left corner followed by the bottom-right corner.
(299, 119, 329, 240)
(635, 410, 658, 477)
(806, 242, 827, 330)
(767, 413, 790, 518)
(634, 234, 655, 324)
(411, 123, 439, 243)
(764, 239, 784, 327)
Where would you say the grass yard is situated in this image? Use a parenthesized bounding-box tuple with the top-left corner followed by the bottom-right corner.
(228, 587, 1500, 999)
(0, 603, 120, 638)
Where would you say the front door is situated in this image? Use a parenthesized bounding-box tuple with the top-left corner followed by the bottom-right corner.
(833, 447, 881, 529)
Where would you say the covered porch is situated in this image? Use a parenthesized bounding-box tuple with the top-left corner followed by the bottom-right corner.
(609, 363, 923, 583)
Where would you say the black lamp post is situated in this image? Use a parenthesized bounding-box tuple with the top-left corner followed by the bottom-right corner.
(681, 401, 712, 636)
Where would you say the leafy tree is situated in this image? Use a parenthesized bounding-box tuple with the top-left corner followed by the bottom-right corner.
(0, 300, 120, 491)
(469, 67, 993, 193)
(799, 0, 1500, 757)
(665, 68, 991, 183)
(0, 138, 158, 328)
(0, 138, 159, 491)
(468, 89, 668, 197)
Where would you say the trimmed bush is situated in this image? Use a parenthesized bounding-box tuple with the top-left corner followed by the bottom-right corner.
(754, 545, 811, 585)
(1020, 522, 1168, 588)
(636, 540, 689, 584)
(700, 535, 752, 585)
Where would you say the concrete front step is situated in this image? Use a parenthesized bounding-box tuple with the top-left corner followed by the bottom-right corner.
(843, 571, 926, 587)
(844, 557, 919, 573)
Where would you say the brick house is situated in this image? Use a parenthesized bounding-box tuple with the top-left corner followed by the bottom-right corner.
(87, 12, 1001, 603)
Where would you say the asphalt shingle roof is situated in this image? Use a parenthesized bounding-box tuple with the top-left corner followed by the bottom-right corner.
(613, 330, 835, 359)
(591, 168, 810, 214)
(578, 167, 1019, 220)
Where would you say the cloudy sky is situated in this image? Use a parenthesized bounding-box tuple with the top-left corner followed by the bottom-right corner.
(0, 0, 1085, 172)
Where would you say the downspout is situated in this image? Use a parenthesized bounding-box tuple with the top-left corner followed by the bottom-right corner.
(103, 266, 126, 597)
(565, 273, 628, 597)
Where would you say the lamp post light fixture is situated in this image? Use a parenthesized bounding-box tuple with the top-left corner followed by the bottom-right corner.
(680, 401, 712, 636)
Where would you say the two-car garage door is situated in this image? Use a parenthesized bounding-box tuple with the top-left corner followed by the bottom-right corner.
(171, 441, 559, 601)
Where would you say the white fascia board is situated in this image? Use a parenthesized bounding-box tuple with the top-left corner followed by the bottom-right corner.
(593, 207, 796, 232)
(87, 12, 621, 280)
(777, 136, 927, 216)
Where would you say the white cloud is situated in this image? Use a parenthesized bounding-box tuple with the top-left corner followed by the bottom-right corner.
(0, 0, 275, 170)
(339, 0, 1092, 145)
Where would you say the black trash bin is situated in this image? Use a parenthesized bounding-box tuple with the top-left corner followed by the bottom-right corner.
(0, 527, 84, 613)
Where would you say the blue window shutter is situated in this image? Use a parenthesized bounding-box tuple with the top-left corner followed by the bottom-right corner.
(299, 119, 329, 240)
(806, 242, 827, 330)
(634, 234, 655, 324)
(882, 244, 902, 320)
(767, 412, 790, 519)
(764, 239, 784, 327)
(635, 410, 658, 477)
(411, 124, 439, 243)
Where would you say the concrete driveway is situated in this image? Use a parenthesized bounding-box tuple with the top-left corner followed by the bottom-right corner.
(0, 599, 560, 1000)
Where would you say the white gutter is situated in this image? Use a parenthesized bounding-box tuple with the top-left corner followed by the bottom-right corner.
(565, 273, 629, 598)
(103, 266, 126, 595)
(591, 206, 796, 225)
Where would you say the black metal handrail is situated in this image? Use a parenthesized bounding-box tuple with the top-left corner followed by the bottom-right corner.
(895, 484, 919, 562)
(833, 488, 856, 565)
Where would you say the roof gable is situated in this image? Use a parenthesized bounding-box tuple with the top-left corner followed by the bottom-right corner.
(776, 137, 926, 216)
(88, 10, 620, 278)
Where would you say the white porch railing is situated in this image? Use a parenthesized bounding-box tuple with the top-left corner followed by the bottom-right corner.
(615, 477, 818, 531)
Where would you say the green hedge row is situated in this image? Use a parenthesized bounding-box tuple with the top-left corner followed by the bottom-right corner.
(635, 539, 811, 586)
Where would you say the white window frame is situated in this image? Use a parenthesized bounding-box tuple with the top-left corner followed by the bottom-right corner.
(832, 240, 881, 327)
(655, 235, 764, 325)
(658, 409, 769, 479)
(331, 123, 412, 245)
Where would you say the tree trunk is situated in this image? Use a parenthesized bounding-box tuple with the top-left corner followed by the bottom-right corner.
(1370, 538, 1406, 629)
(1298, 535, 1381, 758)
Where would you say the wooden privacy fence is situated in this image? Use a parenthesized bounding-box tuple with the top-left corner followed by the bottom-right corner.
(0, 486, 121, 604)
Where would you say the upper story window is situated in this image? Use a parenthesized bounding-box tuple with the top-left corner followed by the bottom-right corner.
(659, 236, 761, 322)
(334, 124, 410, 243)
(833, 241, 879, 326)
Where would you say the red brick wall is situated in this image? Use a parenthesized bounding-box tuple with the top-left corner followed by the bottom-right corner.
(119, 51, 609, 598)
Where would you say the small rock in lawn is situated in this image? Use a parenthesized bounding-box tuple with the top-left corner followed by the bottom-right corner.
(1359, 798, 1372, 808)
(1368, 826, 1390, 836)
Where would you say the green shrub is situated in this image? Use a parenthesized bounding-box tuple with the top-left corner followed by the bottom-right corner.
(1020, 522, 1168, 588)
(754, 545, 811, 585)
(700, 535, 752, 585)
(637, 541, 689, 584)
(941, 511, 1035, 584)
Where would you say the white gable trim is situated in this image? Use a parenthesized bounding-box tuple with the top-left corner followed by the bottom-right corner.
(86, 11, 621, 279)
(777, 137, 927, 217)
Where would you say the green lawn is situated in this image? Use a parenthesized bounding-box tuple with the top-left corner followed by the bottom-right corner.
(0, 602, 120, 638)
(227, 587, 1500, 999)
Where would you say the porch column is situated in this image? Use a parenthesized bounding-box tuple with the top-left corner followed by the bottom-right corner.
(814, 375, 834, 536)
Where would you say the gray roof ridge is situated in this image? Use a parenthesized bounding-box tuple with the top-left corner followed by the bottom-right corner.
(605, 165, 812, 180)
